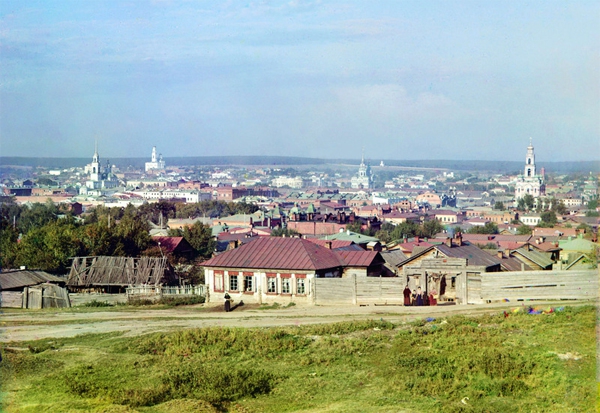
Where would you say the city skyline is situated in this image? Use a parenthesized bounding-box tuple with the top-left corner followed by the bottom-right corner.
(1, 1, 598, 161)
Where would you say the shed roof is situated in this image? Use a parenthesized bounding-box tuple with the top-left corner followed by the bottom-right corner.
(0, 270, 65, 290)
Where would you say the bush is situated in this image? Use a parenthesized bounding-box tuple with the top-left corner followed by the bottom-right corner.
(163, 363, 278, 404)
(80, 300, 114, 307)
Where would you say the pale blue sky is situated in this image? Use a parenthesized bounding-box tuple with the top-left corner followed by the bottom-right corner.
(0, 1, 598, 161)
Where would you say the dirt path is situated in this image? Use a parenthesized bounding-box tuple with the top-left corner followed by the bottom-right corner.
(0, 300, 590, 343)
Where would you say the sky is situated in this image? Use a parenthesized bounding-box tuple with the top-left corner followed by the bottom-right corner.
(0, 1, 598, 162)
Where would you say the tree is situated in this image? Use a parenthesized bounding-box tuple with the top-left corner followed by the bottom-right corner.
(345, 222, 363, 234)
(170, 221, 216, 260)
(16, 221, 83, 274)
(416, 219, 444, 239)
(271, 227, 300, 238)
(0, 215, 19, 270)
(493, 201, 505, 211)
(517, 194, 535, 211)
(538, 211, 557, 228)
(516, 225, 532, 235)
(112, 214, 151, 256)
(467, 222, 499, 235)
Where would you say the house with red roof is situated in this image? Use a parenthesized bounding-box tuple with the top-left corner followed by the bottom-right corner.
(201, 237, 385, 305)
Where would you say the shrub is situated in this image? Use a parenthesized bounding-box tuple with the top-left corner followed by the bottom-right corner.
(80, 300, 114, 307)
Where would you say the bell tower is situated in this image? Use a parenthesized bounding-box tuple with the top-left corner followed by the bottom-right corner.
(524, 138, 536, 178)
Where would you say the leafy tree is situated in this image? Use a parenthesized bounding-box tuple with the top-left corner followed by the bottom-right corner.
(538, 211, 557, 228)
(16, 221, 83, 274)
(112, 214, 151, 256)
(467, 222, 499, 235)
(16, 200, 59, 234)
(390, 221, 419, 241)
(493, 201, 505, 211)
(271, 227, 301, 237)
(345, 222, 363, 234)
(516, 225, 532, 235)
(169, 221, 216, 260)
(587, 199, 598, 210)
(375, 229, 391, 243)
(517, 194, 535, 211)
(0, 215, 19, 270)
(80, 221, 118, 256)
(416, 219, 444, 239)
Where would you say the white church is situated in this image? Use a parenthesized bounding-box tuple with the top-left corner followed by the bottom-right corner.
(351, 152, 373, 189)
(145, 146, 166, 172)
(80, 142, 119, 195)
(514, 139, 545, 204)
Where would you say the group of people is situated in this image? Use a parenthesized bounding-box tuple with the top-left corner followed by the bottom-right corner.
(403, 286, 437, 307)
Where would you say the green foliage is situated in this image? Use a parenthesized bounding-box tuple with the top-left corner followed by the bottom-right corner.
(417, 219, 444, 238)
(163, 364, 277, 404)
(271, 227, 300, 237)
(517, 194, 535, 211)
(587, 199, 598, 210)
(169, 221, 216, 259)
(80, 300, 114, 308)
(345, 221, 363, 234)
(517, 224, 532, 235)
(467, 222, 499, 235)
(493, 201, 505, 210)
(538, 210, 557, 227)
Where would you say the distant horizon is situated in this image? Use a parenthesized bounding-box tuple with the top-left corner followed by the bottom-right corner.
(1, 155, 598, 174)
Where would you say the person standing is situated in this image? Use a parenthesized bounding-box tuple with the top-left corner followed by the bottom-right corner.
(403, 285, 412, 306)
(415, 287, 424, 306)
(224, 292, 231, 312)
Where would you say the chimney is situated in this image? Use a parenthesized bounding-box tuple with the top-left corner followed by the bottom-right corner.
(445, 237, 452, 248)
(456, 232, 463, 246)
(497, 250, 503, 259)
(325, 241, 332, 249)
(415, 236, 420, 243)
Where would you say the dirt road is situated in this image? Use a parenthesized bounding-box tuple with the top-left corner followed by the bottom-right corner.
(0, 300, 590, 343)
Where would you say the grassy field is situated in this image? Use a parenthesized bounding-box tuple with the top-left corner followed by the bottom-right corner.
(0, 305, 596, 413)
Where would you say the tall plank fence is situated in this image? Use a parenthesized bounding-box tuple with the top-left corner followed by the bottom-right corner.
(314, 276, 405, 305)
(313, 270, 598, 306)
(480, 270, 598, 302)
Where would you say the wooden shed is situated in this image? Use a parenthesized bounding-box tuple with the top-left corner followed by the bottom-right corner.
(67, 256, 178, 293)
(0, 270, 71, 309)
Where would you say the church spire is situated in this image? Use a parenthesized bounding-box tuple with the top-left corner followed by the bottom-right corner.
(92, 138, 99, 163)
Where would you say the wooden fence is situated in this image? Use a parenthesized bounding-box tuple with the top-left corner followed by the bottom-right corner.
(480, 270, 598, 302)
(314, 276, 405, 305)
(314, 270, 598, 306)
(126, 285, 205, 301)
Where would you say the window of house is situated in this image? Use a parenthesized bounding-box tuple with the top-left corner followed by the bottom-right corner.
(267, 276, 277, 293)
(214, 271, 224, 292)
(229, 272, 239, 291)
(243, 273, 254, 292)
(296, 278, 306, 295)
(281, 278, 291, 294)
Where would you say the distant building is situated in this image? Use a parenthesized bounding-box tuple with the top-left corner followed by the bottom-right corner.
(515, 139, 545, 204)
(351, 153, 373, 189)
(145, 146, 166, 172)
(81, 142, 118, 194)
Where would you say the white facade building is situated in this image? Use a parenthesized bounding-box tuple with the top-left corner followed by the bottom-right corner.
(514, 139, 545, 204)
(145, 146, 166, 172)
(351, 153, 373, 189)
(80, 142, 119, 194)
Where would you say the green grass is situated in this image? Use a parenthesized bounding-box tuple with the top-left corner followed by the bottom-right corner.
(0, 306, 596, 413)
